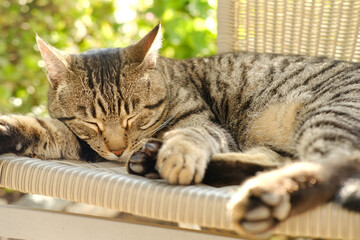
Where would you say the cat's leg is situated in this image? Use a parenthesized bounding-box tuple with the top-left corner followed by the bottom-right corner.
(0, 115, 103, 162)
(229, 155, 360, 238)
(211, 146, 289, 167)
(129, 120, 238, 185)
(204, 147, 288, 186)
(129, 144, 288, 186)
(156, 125, 232, 185)
(229, 111, 360, 237)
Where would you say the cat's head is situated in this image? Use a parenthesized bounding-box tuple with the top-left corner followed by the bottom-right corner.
(37, 23, 169, 161)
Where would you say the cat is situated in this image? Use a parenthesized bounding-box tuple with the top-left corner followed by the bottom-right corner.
(1, 23, 360, 238)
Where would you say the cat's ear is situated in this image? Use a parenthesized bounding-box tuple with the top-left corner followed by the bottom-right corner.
(36, 35, 70, 87)
(128, 22, 162, 68)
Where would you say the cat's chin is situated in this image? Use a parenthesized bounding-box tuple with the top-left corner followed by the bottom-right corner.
(101, 152, 121, 161)
(101, 150, 132, 163)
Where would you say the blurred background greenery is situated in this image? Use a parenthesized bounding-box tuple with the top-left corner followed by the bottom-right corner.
(0, 0, 217, 115)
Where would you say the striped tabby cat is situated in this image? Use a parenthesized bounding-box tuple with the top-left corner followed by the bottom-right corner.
(1, 23, 360, 237)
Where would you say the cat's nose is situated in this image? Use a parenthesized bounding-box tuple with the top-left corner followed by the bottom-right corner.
(111, 148, 126, 157)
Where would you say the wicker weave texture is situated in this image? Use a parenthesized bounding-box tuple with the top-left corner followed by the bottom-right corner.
(0, 154, 233, 230)
(0, 154, 359, 239)
(218, 0, 360, 62)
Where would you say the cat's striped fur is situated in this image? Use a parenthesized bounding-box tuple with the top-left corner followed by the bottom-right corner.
(1, 24, 360, 237)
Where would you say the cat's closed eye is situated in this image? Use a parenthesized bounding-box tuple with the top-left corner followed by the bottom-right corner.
(68, 121, 100, 140)
(144, 97, 166, 110)
(123, 115, 137, 131)
(84, 121, 102, 134)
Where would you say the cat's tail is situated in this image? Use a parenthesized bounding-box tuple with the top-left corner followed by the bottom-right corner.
(318, 150, 360, 212)
(335, 173, 360, 212)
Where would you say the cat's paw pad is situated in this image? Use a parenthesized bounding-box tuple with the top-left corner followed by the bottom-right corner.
(128, 140, 161, 179)
(156, 137, 208, 185)
(229, 176, 292, 237)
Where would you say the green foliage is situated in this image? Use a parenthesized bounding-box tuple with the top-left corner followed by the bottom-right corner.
(0, 0, 217, 115)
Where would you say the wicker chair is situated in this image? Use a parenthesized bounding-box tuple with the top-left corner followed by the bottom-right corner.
(0, 0, 359, 239)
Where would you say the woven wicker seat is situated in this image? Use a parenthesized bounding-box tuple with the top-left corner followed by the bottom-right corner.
(0, 153, 359, 239)
(0, 0, 359, 239)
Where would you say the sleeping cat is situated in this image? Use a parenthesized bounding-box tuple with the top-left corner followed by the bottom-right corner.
(1, 23, 360, 237)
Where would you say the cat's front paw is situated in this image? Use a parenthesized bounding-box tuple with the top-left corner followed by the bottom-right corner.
(228, 171, 294, 237)
(128, 140, 161, 179)
(0, 118, 27, 154)
(156, 134, 209, 185)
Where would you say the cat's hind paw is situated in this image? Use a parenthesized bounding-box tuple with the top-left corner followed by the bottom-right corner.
(127, 140, 161, 179)
(228, 172, 293, 238)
